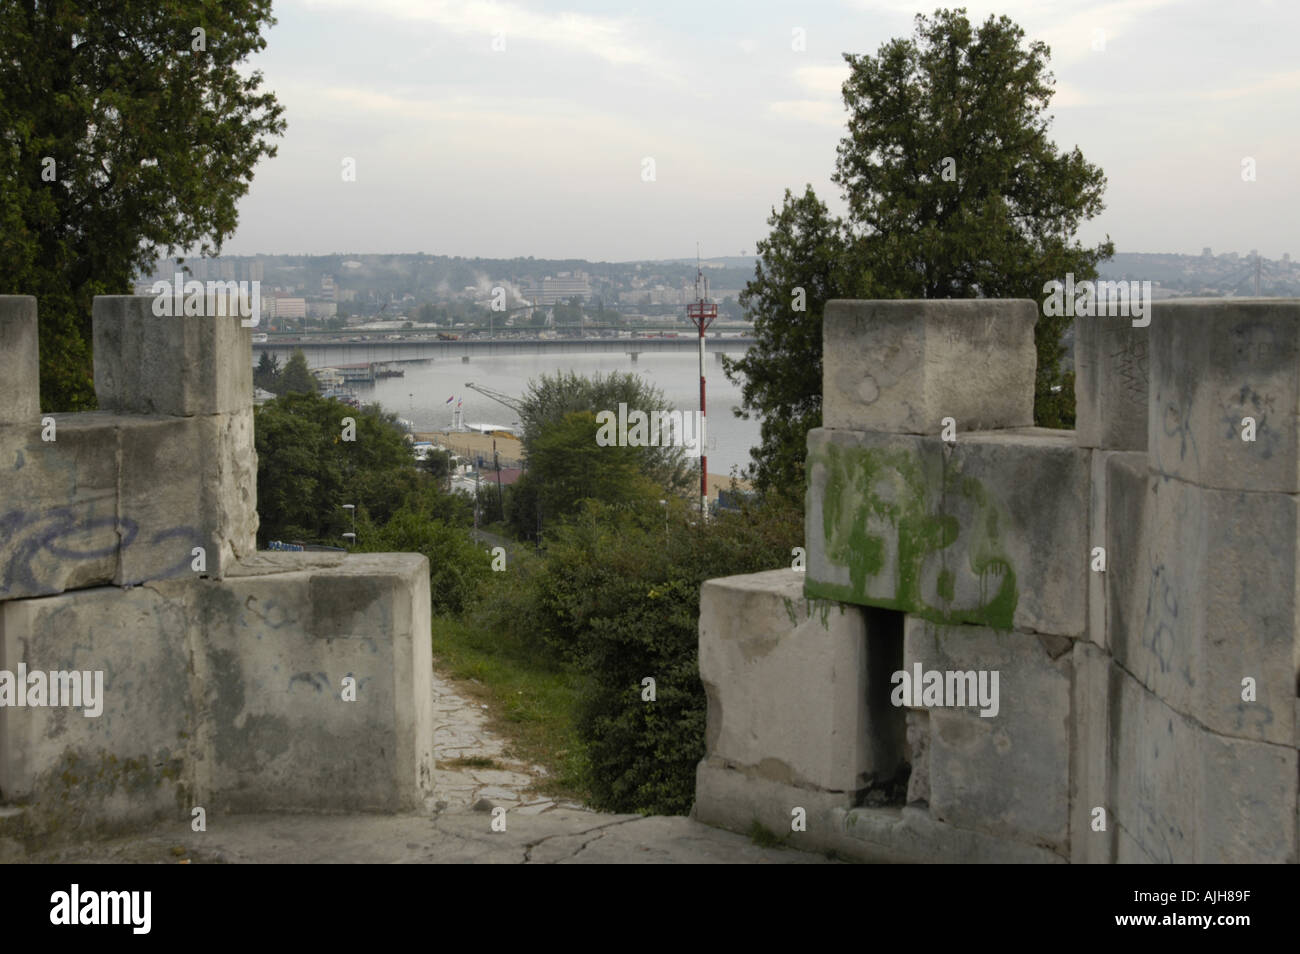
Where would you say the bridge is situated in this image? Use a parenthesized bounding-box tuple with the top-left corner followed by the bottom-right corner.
(254, 335, 756, 367)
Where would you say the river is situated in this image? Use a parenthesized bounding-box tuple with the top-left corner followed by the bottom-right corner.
(273, 348, 765, 478)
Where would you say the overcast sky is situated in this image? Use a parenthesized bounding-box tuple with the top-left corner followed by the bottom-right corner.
(222, 0, 1300, 262)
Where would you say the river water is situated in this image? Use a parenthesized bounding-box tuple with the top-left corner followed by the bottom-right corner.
(276, 349, 764, 478)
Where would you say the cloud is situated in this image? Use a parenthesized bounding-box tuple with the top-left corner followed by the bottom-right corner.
(1202, 68, 1300, 102)
(769, 99, 847, 127)
(298, 0, 682, 82)
(792, 65, 850, 96)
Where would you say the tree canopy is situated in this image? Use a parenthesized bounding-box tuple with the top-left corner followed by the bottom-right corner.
(0, 1, 286, 410)
(726, 7, 1114, 498)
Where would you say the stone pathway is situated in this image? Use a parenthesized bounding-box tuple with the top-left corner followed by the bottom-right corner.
(11, 666, 833, 864)
(430, 669, 575, 817)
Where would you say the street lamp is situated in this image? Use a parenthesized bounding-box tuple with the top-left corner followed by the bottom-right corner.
(342, 504, 356, 547)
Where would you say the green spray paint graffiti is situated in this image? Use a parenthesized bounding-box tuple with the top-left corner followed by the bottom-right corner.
(805, 442, 1018, 630)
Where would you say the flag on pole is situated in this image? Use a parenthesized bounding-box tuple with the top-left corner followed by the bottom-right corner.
(445, 395, 454, 404)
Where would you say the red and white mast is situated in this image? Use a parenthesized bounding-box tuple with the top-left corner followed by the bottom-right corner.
(686, 250, 716, 520)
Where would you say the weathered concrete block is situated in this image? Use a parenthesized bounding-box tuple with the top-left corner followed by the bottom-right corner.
(0, 416, 121, 601)
(1069, 640, 1114, 863)
(822, 299, 1037, 434)
(1109, 664, 1297, 863)
(197, 410, 259, 568)
(116, 411, 258, 584)
(835, 805, 1065, 863)
(905, 710, 930, 807)
(693, 756, 858, 856)
(93, 295, 252, 417)
(1103, 451, 1149, 665)
(1074, 318, 1148, 450)
(699, 570, 897, 793)
(0, 583, 197, 840)
(196, 553, 434, 813)
(903, 616, 1072, 853)
(1149, 298, 1300, 493)
(806, 426, 1088, 636)
(1112, 472, 1297, 746)
(0, 297, 39, 425)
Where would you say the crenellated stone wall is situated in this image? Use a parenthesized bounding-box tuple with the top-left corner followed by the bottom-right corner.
(694, 297, 1300, 863)
(0, 296, 435, 854)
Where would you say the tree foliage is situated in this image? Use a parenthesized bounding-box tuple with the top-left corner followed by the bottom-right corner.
(506, 410, 662, 540)
(279, 348, 317, 395)
(727, 8, 1114, 496)
(521, 495, 803, 813)
(722, 186, 846, 501)
(254, 351, 281, 394)
(518, 370, 693, 495)
(0, 1, 286, 410)
(254, 392, 430, 543)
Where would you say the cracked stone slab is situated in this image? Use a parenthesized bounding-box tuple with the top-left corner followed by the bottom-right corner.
(11, 810, 833, 864)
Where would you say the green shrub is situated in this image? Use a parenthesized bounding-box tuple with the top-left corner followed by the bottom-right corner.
(360, 508, 492, 617)
(533, 495, 802, 814)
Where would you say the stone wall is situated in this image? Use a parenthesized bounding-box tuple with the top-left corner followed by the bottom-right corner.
(694, 298, 1299, 863)
(0, 296, 434, 853)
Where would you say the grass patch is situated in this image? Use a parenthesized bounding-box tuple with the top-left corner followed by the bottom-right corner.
(439, 755, 501, 770)
(433, 615, 590, 803)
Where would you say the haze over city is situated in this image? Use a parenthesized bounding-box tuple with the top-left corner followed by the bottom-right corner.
(223, 0, 1300, 262)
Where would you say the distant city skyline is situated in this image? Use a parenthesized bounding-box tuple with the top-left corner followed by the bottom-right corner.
(221, 0, 1300, 262)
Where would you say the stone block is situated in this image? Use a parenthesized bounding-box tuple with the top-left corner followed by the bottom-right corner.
(1109, 664, 1297, 863)
(93, 295, 252, 417)
(834, 805, 1065, 864)
(1112, 472, 1298, 746)
(822, 299, 1037, 434)
(1075, 317, 1149, 450)
(1069, 640, 1114, 863)
(196, 553, 434, 813)
(1148, 298, 1300, 493)
(903, 616, 1072, 852)
(0, 584, 197, 840)
(116, 411, 258, 584)
(806, 426, 1089, 636)
(0, 416, 121, 601)
(0, 297, 39, 425)
(693, 755, 859, 857)
(699, 570, 899, 792)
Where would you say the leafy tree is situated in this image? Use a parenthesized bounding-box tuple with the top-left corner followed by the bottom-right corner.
(279, 349, 317, 395)
(518, 370, 692, 496)
(0, 1, 286, 410)
(254, 351, 281, 393)
(722, 186, 847, 501)
(254, 392, 430, 543)
(833, 8, 1113, 426)
(507, 410, 660, 539)
(727, 8, 1114, 493)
